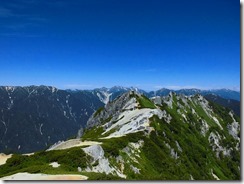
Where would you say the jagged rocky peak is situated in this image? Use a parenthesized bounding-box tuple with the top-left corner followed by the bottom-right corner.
(151, 92, 205, 109)
(86, 91, 141, 129)
(77, 88, 240, 180)
(84, 91, 169, 138)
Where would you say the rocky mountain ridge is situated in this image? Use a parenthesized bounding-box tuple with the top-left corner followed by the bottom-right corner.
(0, 91, 240, 180)
(90, 86, 240, 102)
(0, 85, 240, 154)
(79, 91, 240, 179)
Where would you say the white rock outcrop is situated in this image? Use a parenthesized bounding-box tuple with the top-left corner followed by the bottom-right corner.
(82, 145, 126, 178)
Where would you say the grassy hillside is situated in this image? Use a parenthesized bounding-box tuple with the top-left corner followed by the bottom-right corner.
(0, 92, 240, 180)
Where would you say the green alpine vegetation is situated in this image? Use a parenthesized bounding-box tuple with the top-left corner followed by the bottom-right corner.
(0, 147, 91, 178)
(0, 91, 240, 180)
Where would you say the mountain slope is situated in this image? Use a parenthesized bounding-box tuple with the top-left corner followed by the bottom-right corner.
(201, 89, 240, 101)
(0, 86, 104, 154)
(204, 94, 240, 116)
(0, 85, 240, 155)
(0, 91, 240, 180)
(79, 91, 240, 180)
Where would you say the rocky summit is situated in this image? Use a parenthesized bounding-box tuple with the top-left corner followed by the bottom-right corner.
(0, 90, 240, 180)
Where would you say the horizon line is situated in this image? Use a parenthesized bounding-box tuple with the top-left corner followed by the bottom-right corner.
(0, 84, 240, 92)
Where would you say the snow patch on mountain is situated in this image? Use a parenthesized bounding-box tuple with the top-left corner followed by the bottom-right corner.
(4, 86, 16, 92)
(103, 91, 112, 104)
(51, 87, 57, 93)
(39, 124, 43, 135)
(96, 91, 112, 104)
(1, 120, 7, 136)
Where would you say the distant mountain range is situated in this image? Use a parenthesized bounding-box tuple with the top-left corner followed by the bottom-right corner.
(204, 94, 240, 117)
(0, 85, 240, 154)
(1, 91, 240, 180)
(0, 86, 104, 153)
(86, 86, 240, 103)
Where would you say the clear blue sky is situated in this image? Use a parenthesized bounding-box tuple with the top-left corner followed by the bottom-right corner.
(0, 0, 240, 91)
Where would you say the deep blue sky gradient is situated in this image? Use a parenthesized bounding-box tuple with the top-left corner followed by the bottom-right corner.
(0, 0, 240, 90)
